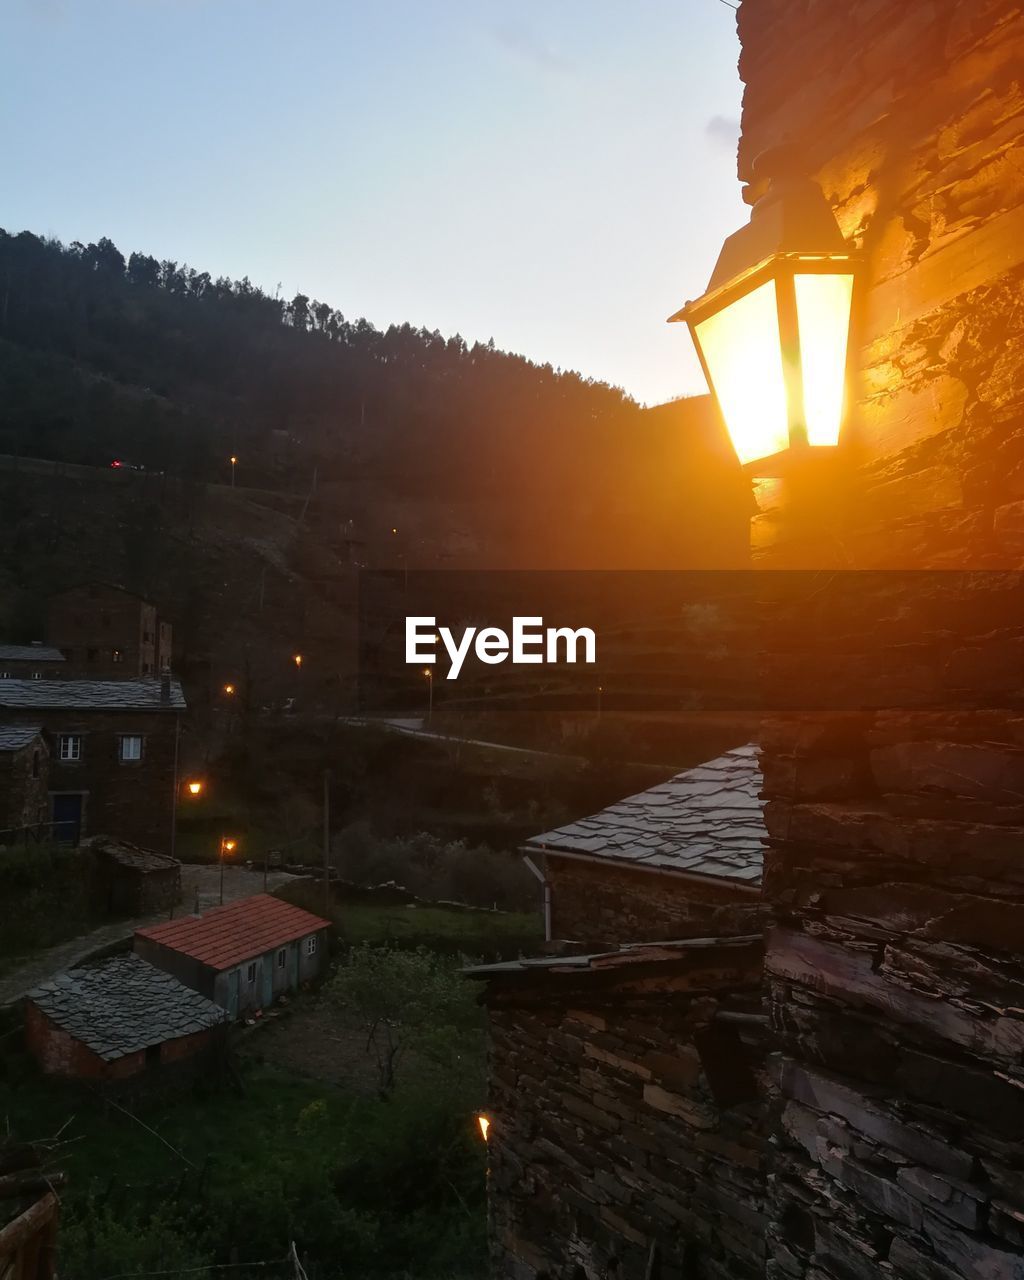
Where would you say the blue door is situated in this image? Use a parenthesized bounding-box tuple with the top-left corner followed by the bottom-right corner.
(51, 793, 83, 845)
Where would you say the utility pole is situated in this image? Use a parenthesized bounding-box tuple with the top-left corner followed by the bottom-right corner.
(323, 768, 331, 915)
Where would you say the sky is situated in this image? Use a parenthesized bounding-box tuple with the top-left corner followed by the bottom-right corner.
(1, 0, 746, 406)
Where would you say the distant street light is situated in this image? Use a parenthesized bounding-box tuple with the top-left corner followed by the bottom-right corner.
(477, 1114, 491, 1142)
(293, 653, 303, 668)
(223, 683, 236, 696)
(230, 455, 238, 488)
(185, 779, 204, 797)
(423, 667, 433, 724)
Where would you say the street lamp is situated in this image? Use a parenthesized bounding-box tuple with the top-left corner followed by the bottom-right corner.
(223, 683, 236, 697)
(293, 653, 303, 669)
(219, 835, 238, 905)
(230, 455, 237, 488)
(669, 147, 859, 475)
(423, 667, 433, 725)
(185, 779, 204, 797)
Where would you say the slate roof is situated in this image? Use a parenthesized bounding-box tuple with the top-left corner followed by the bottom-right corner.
(136, 894, 331, 972)
(0, 678, 186, 711)
(87, 835, 180, 875)
(465, 933, 763, 978)
(28, 954, 226, 1061)
(0, 645, 65, 663)
(527, 743, 765, 885)
(0, 723, 43, 752)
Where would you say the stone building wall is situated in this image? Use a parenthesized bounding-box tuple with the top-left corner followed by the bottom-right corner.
(476, 937, 768, 1280)
(735, 1, 1024, 1277)
(737, 0, 1024, 569)
(545, 855, 762, 949)
(0, 735, 48, 832)
(47, 585, 163, 677)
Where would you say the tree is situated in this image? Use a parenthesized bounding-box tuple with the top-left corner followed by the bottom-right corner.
(329, 945, 482, 1097)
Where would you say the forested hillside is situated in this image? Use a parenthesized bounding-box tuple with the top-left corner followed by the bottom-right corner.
(0, 227, 750, 569)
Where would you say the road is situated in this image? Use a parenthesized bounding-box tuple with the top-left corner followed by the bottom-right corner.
(0, 864, 300, 1008)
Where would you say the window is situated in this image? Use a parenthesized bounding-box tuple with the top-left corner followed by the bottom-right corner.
(304, 936, 318, 957)
(277, 948, 287, 969)
(119, 735, 143, 762)
(59, 735, 81, 762)
(30, 670, 42, 680)
(112, 648, 124, 664)
(0, 672, 9, 680)
(143, 661, 153, 674)
(246, 962, 257, 983)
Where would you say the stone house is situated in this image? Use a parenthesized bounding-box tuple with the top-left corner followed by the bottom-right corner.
(0, 676, 185, 848)
(47, 583, 172, 678)
(25, 953, 226, 1082)
(525, 744, 764, 948)
(135, 894, 332, 1016)
(469, 936, 768, 1280)
(0, 725, 48, 838)
(88, 835, 181, 915)
(0, 645, 66, 681)
(479, 1, 1024, 1276)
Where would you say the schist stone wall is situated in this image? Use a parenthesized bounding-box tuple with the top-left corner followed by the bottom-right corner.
(475, 938, 768, 1280)
(545, 856, 762, 949)
(738, 1, 1024, 1278)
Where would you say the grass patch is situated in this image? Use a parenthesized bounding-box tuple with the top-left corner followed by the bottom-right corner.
(337, 900, 542, 958)
(1, 1044, 486, 1280)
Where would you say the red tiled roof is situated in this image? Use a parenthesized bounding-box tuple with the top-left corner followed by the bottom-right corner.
(135, 894, 331, 972)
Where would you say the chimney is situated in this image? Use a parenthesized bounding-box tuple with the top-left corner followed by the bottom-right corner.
(160, 672, 172, 704)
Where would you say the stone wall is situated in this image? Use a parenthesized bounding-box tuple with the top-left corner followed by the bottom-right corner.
(475, 937, 768, 1280)
(0, 708, 179, 849)
(0, 735, 48, 833)
(736, 1, 1024, 1276)
(736, 0, 1024, 569)
(545, 855, 762, 949)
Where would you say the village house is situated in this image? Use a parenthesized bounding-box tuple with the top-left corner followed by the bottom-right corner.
(525, 744, 764, 948)
(135, 894, 331, 1016)
(0, 725, 48, 839)
(26, 953, 226, 1082)
(469, 935, 768, 1280)
(478, 0, 1024, 1277)
(47, 583, 172, 678)
(0, 675, 185, 847)
(88, 835, 181, 916)
(0, 644, 66, 681)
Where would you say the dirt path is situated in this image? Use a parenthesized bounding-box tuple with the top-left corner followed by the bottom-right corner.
(0, 865, 302, 1007)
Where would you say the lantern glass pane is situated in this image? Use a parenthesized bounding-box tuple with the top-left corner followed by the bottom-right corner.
(695, 280, 789, 466)
(794, 272, 854, 447)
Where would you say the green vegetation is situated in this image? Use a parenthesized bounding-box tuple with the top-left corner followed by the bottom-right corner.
(329, 944, 486, 1095)
(339, 900, 541, 958)
(0, 844, 110, 973)
(334, 824, 537, 911)
(2, 948, 489, 1280)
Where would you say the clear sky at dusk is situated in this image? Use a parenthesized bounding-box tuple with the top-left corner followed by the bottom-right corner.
(1, 0, 746, 405)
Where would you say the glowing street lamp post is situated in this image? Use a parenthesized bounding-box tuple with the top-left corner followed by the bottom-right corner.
(424, 667, 433, 725)
(230, 455, 237, 488)
(219, 835, 238, 906)
(670, 147, 859, 476)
